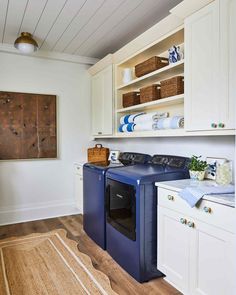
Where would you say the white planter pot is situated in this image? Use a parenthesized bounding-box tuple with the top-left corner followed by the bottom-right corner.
(189, 170, 205, 181)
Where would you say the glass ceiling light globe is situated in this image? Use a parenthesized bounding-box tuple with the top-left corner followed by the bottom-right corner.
(14, 32, 38, 54)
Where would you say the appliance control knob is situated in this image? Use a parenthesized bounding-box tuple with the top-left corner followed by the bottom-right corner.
(218, 123, 225, 128)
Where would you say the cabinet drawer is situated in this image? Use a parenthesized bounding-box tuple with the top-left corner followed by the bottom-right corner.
(158, 187, 235, 233)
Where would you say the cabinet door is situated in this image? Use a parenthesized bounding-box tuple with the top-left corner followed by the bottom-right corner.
(91, 65, 113, 136)
(102, 65, 113, 135)
(219, 0, 236, 129)
(91, 72, 103, 135)
(158, 206, 190, 294)
(74, 174, 83, 213)
(185, 1, 220, 131)
(189, 220, 236, 295)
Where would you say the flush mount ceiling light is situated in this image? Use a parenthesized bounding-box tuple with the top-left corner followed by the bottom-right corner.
(14, 32, 38, 54)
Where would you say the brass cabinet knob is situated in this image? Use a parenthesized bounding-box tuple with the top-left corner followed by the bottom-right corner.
(187, 221, 195, 228)
(167, 195, 174, 201)
(180, 218, 187, 224)
(203, 206, 211, 213)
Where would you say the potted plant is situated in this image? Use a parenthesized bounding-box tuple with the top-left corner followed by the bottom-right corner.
(188, 155, 208, 181)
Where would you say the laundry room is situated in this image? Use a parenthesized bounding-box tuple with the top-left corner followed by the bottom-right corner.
(0, 0, 235, 295)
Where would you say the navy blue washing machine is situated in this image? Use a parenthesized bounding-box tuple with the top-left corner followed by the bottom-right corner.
(83, 152, 151, 250)
(105, 155, 190, 282)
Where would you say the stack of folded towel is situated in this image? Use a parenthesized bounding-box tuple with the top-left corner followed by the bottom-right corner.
(119, 112, 184, 132)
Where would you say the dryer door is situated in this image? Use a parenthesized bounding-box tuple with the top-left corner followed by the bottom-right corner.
(106, 178, 136, 241)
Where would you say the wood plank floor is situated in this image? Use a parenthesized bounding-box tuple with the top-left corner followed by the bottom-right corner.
(0, 215, 181, 295)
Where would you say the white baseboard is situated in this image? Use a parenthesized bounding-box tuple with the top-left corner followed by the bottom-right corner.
(0, 201, 80, 226)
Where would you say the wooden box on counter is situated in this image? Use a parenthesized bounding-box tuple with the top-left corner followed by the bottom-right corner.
(87, 144, 109, 163)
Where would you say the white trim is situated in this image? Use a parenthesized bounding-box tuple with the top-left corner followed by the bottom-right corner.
(88, 53, 113, 75)
(170, 0, 214, 19)
(0, 43, 99, 65)
(0, 200, 80, 226)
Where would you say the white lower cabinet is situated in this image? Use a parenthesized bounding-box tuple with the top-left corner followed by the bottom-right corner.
(157, 188, 235, 295)
(158, 207, 190, 294)
(74, 163, 83, 213)
(189, 220, 235, 295)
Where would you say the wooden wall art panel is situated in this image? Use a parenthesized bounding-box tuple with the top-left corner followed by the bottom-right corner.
(0, 91, 57, 160)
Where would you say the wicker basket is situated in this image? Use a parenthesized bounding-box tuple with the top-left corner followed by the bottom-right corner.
(122, 91, 140, 108)
(87, 144, 109, 163)
(140, 84, 161, 103)
(160, 76, 184, 98)
(135, 56, 169, 78)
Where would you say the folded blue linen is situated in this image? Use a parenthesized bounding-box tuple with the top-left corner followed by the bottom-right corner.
(179, 184, 235, 207)
(118, 123, 135, 132)
(120, 112, 144, 124)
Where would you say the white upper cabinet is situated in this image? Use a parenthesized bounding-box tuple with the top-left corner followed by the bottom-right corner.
(91, 65, 113, 136)
(185, 1, 220, 131)
(185, 0, 235, 132)
(220, 0, 236, 130)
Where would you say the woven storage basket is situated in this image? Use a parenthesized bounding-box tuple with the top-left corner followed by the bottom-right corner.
(140, 84, 161, 103)
(160, 76, 184, 98)
(122, 91, 140, 108)
(135, 56, 169, 78)
(87, 144, 109, 163)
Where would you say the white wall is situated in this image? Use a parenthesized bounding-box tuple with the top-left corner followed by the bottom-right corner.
(0, 52, 92, 225)
(97, 135, 235, 172)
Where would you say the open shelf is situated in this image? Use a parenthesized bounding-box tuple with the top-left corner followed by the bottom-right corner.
(94, 129, 187, 138)
(116, 94, 184, 113)
(116, 60, 184, 91)
(92, 128, 235, 139)
(113, 26, 187, 139)
(115, 129, 186, 137)
(117, 28, 184, 68)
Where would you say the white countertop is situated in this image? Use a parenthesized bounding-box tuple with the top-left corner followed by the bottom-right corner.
(155, 179, 235, 208)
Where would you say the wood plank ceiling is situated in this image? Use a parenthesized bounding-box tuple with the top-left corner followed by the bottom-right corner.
(0, 0, 182, 58)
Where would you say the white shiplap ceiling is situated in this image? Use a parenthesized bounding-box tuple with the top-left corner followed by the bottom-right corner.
(0, 0, 182, 59)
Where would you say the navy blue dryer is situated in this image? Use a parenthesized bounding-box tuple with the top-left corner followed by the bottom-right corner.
(105, 155, 189, 282)
(83, 152, 151, 250)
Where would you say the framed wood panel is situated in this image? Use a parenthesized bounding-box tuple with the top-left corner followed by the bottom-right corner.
(0, 91, 57, 160)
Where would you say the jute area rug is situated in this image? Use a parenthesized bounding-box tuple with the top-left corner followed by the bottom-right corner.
(0, 229, 117, 295)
